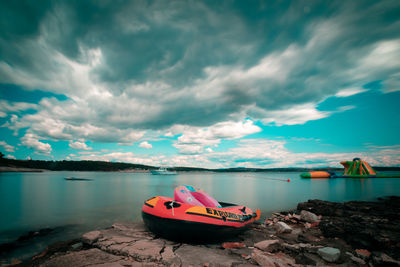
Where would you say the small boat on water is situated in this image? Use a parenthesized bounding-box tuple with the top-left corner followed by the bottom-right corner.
(142, 185, 260, 241)
(64, 177, 92, 181)
(150, 167, 177, 175)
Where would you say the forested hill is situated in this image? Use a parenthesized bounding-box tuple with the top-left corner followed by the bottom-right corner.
(1, 154, 399, 172)
(0, 157, 155, 172)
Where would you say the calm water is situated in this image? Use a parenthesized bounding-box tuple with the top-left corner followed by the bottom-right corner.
(1, 171, 400, 260)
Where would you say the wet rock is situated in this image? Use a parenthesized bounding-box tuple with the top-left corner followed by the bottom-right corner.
(300, 210, 319, 223)
(317, 246, 341, 263)
(275, 222, 292, 234)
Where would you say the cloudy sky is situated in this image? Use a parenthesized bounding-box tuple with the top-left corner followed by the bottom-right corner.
(1, 0, 400, 168)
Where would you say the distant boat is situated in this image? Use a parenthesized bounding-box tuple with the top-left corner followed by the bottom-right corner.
(150, 168, 177, 175)
(64, 177, 92, 181)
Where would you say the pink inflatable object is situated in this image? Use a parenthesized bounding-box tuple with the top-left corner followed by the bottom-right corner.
(174, 185, 221, 208)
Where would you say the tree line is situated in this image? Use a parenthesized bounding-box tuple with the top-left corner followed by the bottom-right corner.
(0, 154, 155, 171)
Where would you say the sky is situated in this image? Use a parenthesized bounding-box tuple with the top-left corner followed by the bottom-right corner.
(0, 0, 400, 169)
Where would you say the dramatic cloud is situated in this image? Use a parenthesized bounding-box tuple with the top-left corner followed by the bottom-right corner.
(0, 1, 399, 165)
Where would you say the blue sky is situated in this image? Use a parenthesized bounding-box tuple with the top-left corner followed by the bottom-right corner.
(0, 0, 399, 168)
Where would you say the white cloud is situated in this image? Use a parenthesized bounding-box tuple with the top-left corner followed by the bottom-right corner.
(21, 133, 52, 154)
(71, 139, 400, 169)
(5, 97, 146, 144)
(359, 39, 400, 72)
(139, 141, 152, 149)
(257, 103, 330, 126)
(335, 88, 369, 97)
(383, 72, 400, 93)
(6, 154, 16, 159)
(69, 141, 91, 150)
(0, 100, 37, 118)
(0, 141, 15, 152)
(174, 144, 204, 155)
(173, 120, 261, 154)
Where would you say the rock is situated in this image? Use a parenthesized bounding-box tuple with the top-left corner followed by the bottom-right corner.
(264, 219, 274, 226)
(282, 243, 300, 252)
(355, 248, 371, 259)
(251, 249, 276, 266)
(275, 221, 292, 234)
(121, 239, 164, 261)
(252, 249, 296, 267)
(175, 244, 243, 267)
(295, 253, 316, 265)
(71, 242, 83, 250)
(222, 242, 246, 249)
(161, 245, 179, 265)
(373, 253, 400, 266)
(254, 239, 280, 252)
(82, 230, 102, 245)
(10, 258, 22, 265)
(299, 197, 400, 257)
(350, 255, 366, 265)
(39, 248, 123, 267)
(317, 247, 341, 263)
(300, 210, 319, 223)
(292, 214, 301, 221)
(17, 197, 400, 266)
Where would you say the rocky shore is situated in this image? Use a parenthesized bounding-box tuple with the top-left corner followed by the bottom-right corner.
(4, 196, 400, 267)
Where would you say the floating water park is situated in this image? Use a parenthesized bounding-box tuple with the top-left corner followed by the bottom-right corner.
(300, 158, 400, 179)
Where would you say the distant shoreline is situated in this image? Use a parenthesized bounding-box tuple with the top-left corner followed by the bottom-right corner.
(1, 158, 400, 173)
(0, 166, 48, 172)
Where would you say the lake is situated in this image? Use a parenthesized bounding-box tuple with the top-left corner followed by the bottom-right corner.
(1, 171, 400, 260)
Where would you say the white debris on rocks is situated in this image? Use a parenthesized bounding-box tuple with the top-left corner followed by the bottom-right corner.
(275, 221, 292, 234)
(300, 210, 319, 223)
